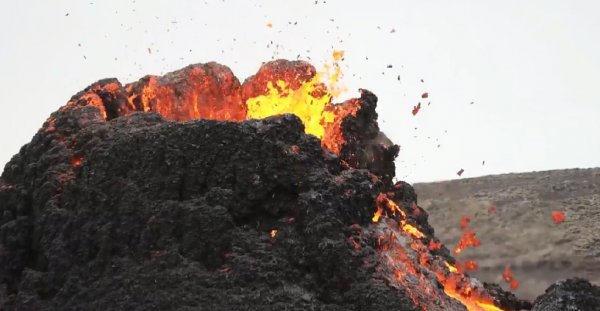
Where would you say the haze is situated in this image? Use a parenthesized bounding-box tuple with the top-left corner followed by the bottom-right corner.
(1, 0, 598, 183)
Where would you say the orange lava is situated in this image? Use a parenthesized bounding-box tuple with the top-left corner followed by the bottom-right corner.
(551, 211, 566, 224)
(464, 259, 478, 272)
(374, 194, 506, 311)
(437, 261, 504, 311)
(67, 53, 361, 155)
(460, 215, 470, 230)
(71, 155, 83, 168)
(243, 54, 358, 154)
(66, 81, 124, 119)
(126, 63, 246, 122)
(320, 98, 360, 154)
(454, 229, 481, 255)
(403, 223, 425, 239)
(503, 265, 519, 290)
(429, 239, 442, 251)
(454, 216, 481, 255)
(374, 193, 426, 240)
(372, 206, 384, 223)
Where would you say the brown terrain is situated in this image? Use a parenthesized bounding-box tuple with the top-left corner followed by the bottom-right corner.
(414, 168, 600, 301)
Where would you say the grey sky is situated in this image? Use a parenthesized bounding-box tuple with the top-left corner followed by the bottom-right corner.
(1, 0, 598, 183)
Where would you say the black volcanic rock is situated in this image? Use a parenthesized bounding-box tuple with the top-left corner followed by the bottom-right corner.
(0, 61, 560, 311)
(0, 89, 423, 310)
(531, 278, 600, 311)
(339, 89, 399, 186)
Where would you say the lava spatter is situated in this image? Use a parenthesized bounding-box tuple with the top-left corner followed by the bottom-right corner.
(371, 194, 509, 311)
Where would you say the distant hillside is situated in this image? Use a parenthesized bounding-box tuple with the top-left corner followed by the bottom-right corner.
(414, 168, 600, 300)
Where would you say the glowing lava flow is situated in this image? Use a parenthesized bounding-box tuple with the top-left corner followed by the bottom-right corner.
(503, 265, 519, 290)
(245, 51, 359, 154)
(454, 216, 481, 255)
(246, 75, 334, 138)
(125, 63, 247, 122)
(66, 52, 360, 155)
(375, 194, 426, 239)
(437, 265, 505, 311)
(372, 194, 506, 311)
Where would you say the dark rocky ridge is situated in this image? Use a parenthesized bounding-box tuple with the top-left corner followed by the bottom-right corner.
(0, 107, 415, 310)
(531, 278, 600, 311)
(0, 61, 597, 310)
(0, 75, 435, 310)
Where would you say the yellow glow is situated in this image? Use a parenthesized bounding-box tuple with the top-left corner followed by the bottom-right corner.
(245, 51, 345, 140)
(402, 224, 425, 238)
(372, 206, 383, 223)
(445, 261, 458, 273)
(443, 289, 504, 311)
(246, 74, 335, 139)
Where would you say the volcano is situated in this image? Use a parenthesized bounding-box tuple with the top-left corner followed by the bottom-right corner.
(0, 58, 598, 311)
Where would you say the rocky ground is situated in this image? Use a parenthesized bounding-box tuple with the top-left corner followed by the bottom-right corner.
(415, 168, 600, 300)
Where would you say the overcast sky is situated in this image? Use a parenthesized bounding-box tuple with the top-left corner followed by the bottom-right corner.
(1, 0, 598, 183)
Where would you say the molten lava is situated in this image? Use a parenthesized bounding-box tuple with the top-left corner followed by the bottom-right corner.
(454, 217, 482, 255)
(246, 74, 331, 138)
(125, 63, 247, 122)
(454, 230, 481, 255)
(503, 265, 519, 290)
(66, 52, 359, 155)
(372, 206, 383, 222)
(372, 194, 507, 311)
(464, 259, 479, 272)
(374, 193, 426, 239)
(71, 155, 83, 168)
(428, 239, 442, 251)
(551, 210, 566, 224)
(460, 215, 470, 230)
(243, 52, 358, 154)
